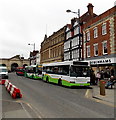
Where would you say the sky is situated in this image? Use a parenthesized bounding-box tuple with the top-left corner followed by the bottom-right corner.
(0, 0, 115, 59)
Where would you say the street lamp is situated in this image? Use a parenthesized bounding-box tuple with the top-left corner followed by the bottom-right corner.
(66, 9, 82, 61)
(28, 43, 35, 51)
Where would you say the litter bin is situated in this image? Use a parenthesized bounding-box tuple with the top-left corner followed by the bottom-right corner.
(99, 80, 106, 96)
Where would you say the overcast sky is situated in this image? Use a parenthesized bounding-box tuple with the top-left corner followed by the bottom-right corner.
(0, 0, 115, 59)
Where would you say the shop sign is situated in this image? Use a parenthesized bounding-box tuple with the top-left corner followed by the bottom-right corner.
(90, 59, 112, 65)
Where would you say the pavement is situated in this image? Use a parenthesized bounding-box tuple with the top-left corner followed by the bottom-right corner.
(86, 84, 115, 107)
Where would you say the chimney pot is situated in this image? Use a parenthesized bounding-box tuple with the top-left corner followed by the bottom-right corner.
(87, 3, 94, 16)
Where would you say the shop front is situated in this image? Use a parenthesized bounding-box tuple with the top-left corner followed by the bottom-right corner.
(89, 57, 116, 79)
(84, 57, 115, 84)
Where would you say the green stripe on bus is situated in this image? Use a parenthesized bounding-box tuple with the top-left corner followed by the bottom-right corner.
(43, 74, 90, 87)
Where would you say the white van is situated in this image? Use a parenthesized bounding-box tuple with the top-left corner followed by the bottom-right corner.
(0, 66, 8, 79)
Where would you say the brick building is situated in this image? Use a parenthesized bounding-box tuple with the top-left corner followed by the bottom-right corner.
(40, 26, 65, 64)
(40, 3, 116, 77)
(64, 3, 97, 61)
(83, 5, 116, 76)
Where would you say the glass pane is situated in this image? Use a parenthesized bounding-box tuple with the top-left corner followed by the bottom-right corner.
(70, 66, 90, 77)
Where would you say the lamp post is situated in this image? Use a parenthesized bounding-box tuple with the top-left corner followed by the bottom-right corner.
(28, 43, 35, 51)
(66, 9, 82, 61)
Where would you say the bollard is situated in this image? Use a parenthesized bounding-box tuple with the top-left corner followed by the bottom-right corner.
(99, 80, 106, 96)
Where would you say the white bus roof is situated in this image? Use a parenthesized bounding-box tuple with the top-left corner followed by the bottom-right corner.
(25, 65, 42, 68)
(42, 61, 88, 67)
(25, 65, 36, 68)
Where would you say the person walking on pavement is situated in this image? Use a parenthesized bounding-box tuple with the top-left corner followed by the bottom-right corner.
(90, 69, 96, 85)
(95, 72, 101, 85)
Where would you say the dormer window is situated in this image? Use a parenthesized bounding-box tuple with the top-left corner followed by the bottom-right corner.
(66, 27, 71, 39)
(74, 21, 78, 26)
(74, 21, 79, 36)
(74, 26, 79, 35)
(66, 32, 71, 39)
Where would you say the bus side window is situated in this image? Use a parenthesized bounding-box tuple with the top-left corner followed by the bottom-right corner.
(52, 67, 58, 74)
(62, 65, 69, 75)
(43, 67, 46, 72)
(38, 70, 42, 74)
(58, 67, 63, 75)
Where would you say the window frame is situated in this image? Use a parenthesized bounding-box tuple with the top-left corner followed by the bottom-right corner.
(86, 31, 90, 41)
(66, 31, 71, 40)
(86, 45, 90, 58)
(93, 27, 98, 38)
(74, 26, 79, 35)
(102, 41, 108, 55)
(102, 23, 107, 35)
(93, 43, 98, 56)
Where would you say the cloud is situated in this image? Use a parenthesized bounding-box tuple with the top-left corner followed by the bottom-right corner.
(0, 0, 114, 58)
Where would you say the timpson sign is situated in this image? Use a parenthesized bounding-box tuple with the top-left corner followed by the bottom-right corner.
(90, 58, 113, 65)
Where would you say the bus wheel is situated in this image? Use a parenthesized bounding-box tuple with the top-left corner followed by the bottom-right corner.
(58, 79, 62, 86)
(32, 75, 34, 79)
(46, 77, 49, 83)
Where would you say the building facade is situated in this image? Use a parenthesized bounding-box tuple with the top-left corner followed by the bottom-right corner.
(83, 5, 116, 76)
(40, 26, 65, 64)
(64, 3, 97, 61)
(36, 52, 40, 65)
(0, 55, 29, 71)
(40, 3, 116, 78)
(29, 50, 39, 65)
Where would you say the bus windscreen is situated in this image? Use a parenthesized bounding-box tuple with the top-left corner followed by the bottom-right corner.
(70, 66, 90, 77)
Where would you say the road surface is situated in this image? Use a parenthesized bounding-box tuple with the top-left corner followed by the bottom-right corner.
(1, 72, 114, 119)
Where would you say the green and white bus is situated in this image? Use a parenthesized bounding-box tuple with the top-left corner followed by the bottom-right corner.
(25, 65, 42, 79)
(42, 61, 90, 87)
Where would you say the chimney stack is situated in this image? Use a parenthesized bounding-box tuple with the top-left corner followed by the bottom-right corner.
(87, 3, 94, 16)
(71, 18, 76, 26)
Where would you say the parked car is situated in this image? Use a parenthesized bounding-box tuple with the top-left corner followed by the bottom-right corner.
(0, 66, 8, 79)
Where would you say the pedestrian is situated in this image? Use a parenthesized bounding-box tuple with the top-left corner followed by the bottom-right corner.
(95, 72, 101, 85)
(100, 70, 104, 79)
(105, 75, 116, 89)
(90, 69, 96, 85)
